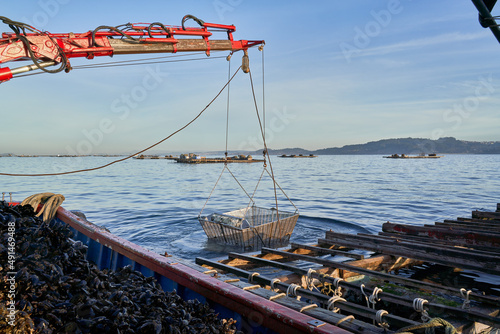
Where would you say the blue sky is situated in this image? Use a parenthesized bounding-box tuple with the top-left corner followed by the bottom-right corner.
(1, 1, 499, 155)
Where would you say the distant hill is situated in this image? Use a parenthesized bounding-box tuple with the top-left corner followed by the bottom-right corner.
(254, 137, 500, 155)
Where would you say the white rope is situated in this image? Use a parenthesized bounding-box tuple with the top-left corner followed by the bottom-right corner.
(360, 284, 370, 308)
(375, 309, 389, 329)
(361, 284, 384, 326)
(287, 283, 301, 300)
(270, 278, 281, 292)
(360, 284, 383, 309)
(460, 288, 472, 309)
(369, 287, 383, 306)
(327, 295, 346, 313)
(21, 193, 65, 222)
(413, 298, 430, 322)
(248, 272, 260, 283)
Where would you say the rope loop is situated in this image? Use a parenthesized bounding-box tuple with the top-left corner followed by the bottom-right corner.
(305, 268, 316, 290)
(360, 284, 369, 307)
(375, 309, 389, 329)
(361, 284, 381, 309)
(460, 288, 472, 309)
(248, 272, 260, 283)
(336, 315, 355, 326)
(327, 295, 345, 313)
(369, 287, 383, 305)
(333, 277, 344, 296)
(413, 298, 430, 322)
(270, 278, 281, 292)
(287, 283, 301, 299)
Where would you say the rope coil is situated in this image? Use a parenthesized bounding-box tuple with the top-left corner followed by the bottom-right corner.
(361, 284, 383, 309)
(21, 193, 65, 222)
(327, 296, 346, 313)
(376, 309, 389, 329)
(413, 298, 430, 322)
(460, 288, 472, 309)
(270, 278, 281, 292)
(286, 283, 301, 299)
(395, 318, 457, 334)
(369, 287, 383, 305)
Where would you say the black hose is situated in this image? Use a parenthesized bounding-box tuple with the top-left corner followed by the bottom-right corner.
(0, 16, 68, 74)
(91, 25, 141, 46)
(181, 15, 205, 30)
(147, 22, 171, 38)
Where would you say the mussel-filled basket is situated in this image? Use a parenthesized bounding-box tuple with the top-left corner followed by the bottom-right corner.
(199, 205, 299, 250)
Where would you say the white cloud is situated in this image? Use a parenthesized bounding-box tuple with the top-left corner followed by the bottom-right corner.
(334, 31, 489, 60)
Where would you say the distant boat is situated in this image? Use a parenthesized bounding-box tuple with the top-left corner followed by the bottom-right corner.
(383, 153, 443, 159)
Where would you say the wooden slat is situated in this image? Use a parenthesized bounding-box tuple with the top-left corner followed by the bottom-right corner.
(472, 210, 500, 220)
(457, 217, 500, 224)
(377, 232, 500, 254)
(325, 231, 500, 275)
(290, 243, 364, 260)
(191, 261, 360, 334)
(261, 247, 500, 306)
(443, 219, 500, 229)
(382, 222, 500, 248)
(225, 252, 500, 327)
(432, 222, 500, 233)
(370, 233, 500, 257)
(196, 257, 418, 330)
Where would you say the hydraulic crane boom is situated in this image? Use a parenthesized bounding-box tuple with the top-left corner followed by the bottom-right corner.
(0, 15, 264, 83)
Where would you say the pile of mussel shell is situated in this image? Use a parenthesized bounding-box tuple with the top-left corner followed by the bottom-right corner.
(0, 202, 240, 333)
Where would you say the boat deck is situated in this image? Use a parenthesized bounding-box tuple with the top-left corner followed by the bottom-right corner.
(196, 204, 500, 333)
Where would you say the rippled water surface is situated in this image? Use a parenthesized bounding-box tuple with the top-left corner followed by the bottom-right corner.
(1, 155, 499, 260)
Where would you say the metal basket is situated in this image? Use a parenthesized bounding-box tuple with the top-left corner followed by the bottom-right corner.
(199, 206, 299, 250)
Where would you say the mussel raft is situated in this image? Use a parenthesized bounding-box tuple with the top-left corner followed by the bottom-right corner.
(0, 202, 240, 334)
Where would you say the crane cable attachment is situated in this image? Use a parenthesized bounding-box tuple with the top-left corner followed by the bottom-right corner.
(198, 47, 298, 249)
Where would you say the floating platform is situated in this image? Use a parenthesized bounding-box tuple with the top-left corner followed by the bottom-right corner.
(384, 154, 443, 159)
(279, 154, 317, 158)
(174, 157, 264, 164)
(133, 155, 178, 160)
(197, 203, 500, 333)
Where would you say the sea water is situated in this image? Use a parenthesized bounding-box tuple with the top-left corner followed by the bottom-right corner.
(1, 154, 499, 260)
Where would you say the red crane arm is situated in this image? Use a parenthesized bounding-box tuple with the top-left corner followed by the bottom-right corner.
(0, 15, 264, 83)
